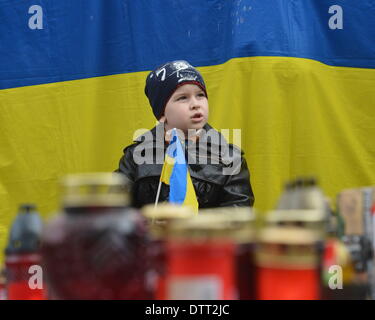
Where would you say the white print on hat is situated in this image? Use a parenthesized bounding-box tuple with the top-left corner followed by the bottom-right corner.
(155, 67, 166, 81)
(178, 74, 198, 82)
(172, 61, 192, 78)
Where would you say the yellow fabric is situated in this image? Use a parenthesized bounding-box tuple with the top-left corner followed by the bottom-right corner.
(182, 172, 199, 213)
(203, 57, 375, 213)
(160, 154, 174, 185)
(1, 56, 375, 264)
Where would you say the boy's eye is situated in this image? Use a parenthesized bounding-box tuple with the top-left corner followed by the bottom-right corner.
(177, 96, 186, 101)
(197, 93, 205, 97)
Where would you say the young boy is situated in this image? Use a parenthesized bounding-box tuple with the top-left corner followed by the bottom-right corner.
(116, 60, 254, 209)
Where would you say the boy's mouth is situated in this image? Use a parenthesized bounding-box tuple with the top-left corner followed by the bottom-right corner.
(191, 112, 204, 122)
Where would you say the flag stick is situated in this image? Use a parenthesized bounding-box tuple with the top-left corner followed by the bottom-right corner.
(154, 179, 163, 208)
(152, 180, 164, 225)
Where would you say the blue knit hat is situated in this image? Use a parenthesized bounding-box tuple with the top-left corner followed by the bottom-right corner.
(145, 60, 207, 119)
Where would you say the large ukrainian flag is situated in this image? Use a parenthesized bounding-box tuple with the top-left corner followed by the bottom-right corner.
(1, 0, 375, 263)
(159, 129, 198, 212)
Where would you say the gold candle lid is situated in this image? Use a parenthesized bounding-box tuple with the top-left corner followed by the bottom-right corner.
(256, 227, 322, 269)
(199, 207, 256, 242)
(142, 203, 196, 238)
(258, 226, 322, 245)
(61, 172, 130, 208)
(168, 214, 232, 240)
(266, 209, 327, 224)
(142, 203, 196, 221)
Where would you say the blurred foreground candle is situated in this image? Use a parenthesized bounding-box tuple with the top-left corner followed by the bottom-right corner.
(41, 172, 153, 299)
(5, 204, 45, 300)
(256, 227, 322, 300)
(142, 204, 195, 300)
(164, 213, 239, 300)
(200, 207, 257, 299)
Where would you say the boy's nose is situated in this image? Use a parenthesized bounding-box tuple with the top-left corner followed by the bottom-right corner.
(190, 98, 201, 110)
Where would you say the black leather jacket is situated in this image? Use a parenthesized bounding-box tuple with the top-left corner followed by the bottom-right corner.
(116, 123, 254, 209)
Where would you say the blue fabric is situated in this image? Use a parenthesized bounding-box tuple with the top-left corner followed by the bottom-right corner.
(1, 0, 374, 89)
(168, 129, 187, 204)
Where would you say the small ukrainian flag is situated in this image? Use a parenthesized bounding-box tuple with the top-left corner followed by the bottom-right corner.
(157, 128, 199, 212)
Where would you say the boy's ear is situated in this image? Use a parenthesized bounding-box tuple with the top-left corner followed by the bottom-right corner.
(159, 115, 166, 123)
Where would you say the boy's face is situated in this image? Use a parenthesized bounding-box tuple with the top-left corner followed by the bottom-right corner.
(160, 84, 209, 134)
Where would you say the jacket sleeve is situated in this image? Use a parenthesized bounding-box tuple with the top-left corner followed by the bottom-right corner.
(218, 150, 255, 207)
(115, 145, 136, 188)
